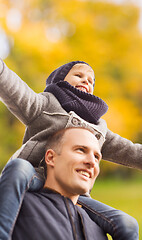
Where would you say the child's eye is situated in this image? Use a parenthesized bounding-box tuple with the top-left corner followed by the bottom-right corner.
(75, 74, 81, 78)
(88, 79, 93, 84)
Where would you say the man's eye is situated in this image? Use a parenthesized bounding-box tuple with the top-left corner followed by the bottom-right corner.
(94, 154, 100, 161)
(77, 148, 85, 152)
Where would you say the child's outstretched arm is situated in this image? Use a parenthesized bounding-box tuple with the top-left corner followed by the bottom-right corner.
(102, 129, 142, 170)
(0, 58, 48, 126)
(0, 58, 69, 166)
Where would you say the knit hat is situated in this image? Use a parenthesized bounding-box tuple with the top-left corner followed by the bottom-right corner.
(45, 60, 95, 90)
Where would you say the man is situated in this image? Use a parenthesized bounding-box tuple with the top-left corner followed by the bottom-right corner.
(12, 127, 107, 240)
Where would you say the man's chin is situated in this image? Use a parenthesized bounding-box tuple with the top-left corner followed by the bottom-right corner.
(75, 186, 90, 196)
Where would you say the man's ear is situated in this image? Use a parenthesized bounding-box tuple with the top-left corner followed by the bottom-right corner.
(45, 149, 55, 167)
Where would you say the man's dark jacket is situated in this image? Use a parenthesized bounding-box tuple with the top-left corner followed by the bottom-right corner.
(12, 188, 107, 240)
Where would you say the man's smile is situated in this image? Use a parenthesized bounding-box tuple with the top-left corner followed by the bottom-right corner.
(76, 169, 92, 179)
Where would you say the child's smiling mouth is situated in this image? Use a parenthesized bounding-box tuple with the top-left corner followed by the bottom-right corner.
(76, 85, 88, 93)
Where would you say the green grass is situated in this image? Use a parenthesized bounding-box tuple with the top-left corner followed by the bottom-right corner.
(90, 178, 142, 240)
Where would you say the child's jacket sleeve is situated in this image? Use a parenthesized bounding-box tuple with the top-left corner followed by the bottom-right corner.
(0, 59, 47, 125)
(102, 129, 142, 170)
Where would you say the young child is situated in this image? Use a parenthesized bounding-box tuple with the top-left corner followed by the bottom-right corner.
(0, 59, 140, 240)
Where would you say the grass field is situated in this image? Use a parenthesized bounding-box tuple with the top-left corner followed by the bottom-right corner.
(90, 177, 142, 240)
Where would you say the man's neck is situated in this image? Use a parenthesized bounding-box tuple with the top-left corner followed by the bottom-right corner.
(44, 183, 79, 205)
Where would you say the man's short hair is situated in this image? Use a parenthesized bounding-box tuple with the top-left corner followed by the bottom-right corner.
(45, 126, 97, 154)
(45, 128, 67, 154)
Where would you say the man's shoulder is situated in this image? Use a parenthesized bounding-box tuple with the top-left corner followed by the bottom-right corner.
(23, 188, 64, 208)
(19, 188, 63, 218)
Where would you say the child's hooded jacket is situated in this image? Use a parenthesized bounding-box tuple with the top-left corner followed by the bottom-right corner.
(0, 59, 142, 170)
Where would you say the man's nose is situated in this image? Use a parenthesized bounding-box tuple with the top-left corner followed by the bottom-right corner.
(84, 154, 96, 168)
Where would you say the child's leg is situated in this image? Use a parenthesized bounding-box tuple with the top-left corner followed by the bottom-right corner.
(78, 195, 139, 240)
(0, 158, 44, 240)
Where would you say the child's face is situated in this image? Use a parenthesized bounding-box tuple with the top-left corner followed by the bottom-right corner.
(64, 64, 95, 94)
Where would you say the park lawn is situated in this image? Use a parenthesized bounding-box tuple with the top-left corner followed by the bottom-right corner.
(90, 178, 142, 240)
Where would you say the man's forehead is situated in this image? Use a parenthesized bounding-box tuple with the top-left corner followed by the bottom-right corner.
(64, 128, 100, 148)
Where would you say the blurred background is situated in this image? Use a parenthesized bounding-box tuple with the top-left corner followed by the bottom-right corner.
(0, 0, 142, 238)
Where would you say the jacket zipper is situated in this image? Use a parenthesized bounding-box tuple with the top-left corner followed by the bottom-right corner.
(64, 197, 78, 240)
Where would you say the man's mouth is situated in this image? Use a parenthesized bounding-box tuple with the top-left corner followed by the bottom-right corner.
(76, 170, 91, 178)
(76, 86, 88, 93)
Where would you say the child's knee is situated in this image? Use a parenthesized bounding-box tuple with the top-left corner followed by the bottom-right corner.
(117, 212, 139, 239)
(3, 158, 35, 180)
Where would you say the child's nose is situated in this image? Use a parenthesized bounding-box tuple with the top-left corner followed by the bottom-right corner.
(82, 78, 89, 85)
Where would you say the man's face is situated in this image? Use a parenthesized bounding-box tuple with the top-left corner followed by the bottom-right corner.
(64, 64, 95, 94)
(45, 128, 101, 202)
